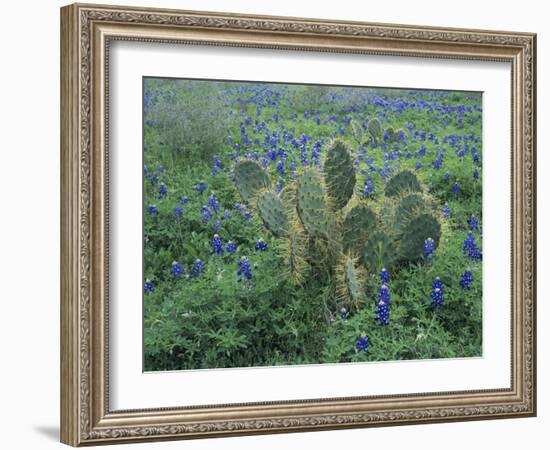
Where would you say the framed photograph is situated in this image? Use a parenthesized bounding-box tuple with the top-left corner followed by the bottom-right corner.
(60, 3, 537, 446)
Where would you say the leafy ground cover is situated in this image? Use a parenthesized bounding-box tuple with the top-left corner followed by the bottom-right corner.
(143, 78, 482, 371)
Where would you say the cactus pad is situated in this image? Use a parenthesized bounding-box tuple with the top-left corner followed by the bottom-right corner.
(234, 160, 271, 203)
(324, 140, 356, 210)
(336, 256, 365, 309)
(399, 213, 441, 261)
(385, 170, 421, 197)
(363, 231, 398, 271)
(257, 190, 289, 237)
(296, 169, 327, 237)
(342, 204, 377, 253)
(368, 118, 382, 140)
(351, 120, 364, 143)
(394, 193, 426, 233)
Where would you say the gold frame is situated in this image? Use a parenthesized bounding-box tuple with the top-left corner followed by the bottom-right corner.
(60, 2, 537, 446)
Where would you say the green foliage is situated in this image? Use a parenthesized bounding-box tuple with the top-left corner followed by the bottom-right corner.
(142, 80, 482, 370)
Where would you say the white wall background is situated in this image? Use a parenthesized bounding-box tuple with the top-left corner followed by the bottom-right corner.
(0, 1, 545, 449)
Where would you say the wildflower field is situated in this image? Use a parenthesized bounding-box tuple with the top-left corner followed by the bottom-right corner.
(143, 78, 483, 371)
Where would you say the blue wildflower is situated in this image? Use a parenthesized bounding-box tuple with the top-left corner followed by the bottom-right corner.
(158, 182, 168, 198)
(340, 305, 350, 320)
(190, 259, 205, 278)
(211, 234, 224, 254)
(208, 195, 221, 211)
(460, 270, 474, 289)
(453, 180, 460, 196)
(469, 215, 479, 231)
(423, 237, 435, 259)
(194, 181, 207, 194)
(170, 261, 184, 277)
(375, 284, 391, 325)
(226, 241, 237, 253)
(174, 205, 183, 219)
(473, 169, 479, 180)
(355, 335, 370, 353)
(201, 206, 211, 223)
(144, 279, 154, 293)
(147, 204, 158, 215)
(363, 177, 374, 198)
(379, 268, 390, 284)
(463, 232, 482, 260)
(180, 197, 190, 205)
(431, 277, 444, 308)
(213, 220, 222, 231)
(442, 203, 451, 219)
(237, 256, 253, 283)
(255, 238, 268, 252)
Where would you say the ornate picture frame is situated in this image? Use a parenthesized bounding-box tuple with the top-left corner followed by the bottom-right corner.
(60, 3, 536, 446)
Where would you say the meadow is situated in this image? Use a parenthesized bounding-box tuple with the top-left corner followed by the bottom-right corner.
(142, 78, 483, 371)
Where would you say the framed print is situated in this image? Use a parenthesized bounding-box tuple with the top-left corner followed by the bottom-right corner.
(60, 3, 537, 446)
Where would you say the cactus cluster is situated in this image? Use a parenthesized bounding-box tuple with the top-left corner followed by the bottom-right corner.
(233, 139, 441, 318)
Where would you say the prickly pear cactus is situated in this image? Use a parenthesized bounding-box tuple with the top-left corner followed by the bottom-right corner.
(351, 120, 364, 144)
(280, 228, 308, 285)
(296, 169, 328, 237)
(399, 213, 441, 261)
(364, 231, 398, 272)
(342, 204, 377, 254)
(234, 160, 271, 203)
(393, 193, 426, 233)
(324, 140, 356, 210)
(385, 170, 421, 197)
(336, 255, 365, 309)
(368, 118, 382, 142)
(257, 190, 289, 237)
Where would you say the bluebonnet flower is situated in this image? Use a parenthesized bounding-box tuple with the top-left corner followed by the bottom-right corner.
(194, 181, 207, 194)
(363, 177, 374, 198)
(226, 241, 237, 253)
(473, 169, 479, 180)
(211, 155, 223, 175)
(275, 178, 283, 193)
(213, 220, 222, 231)
(201, 206, 211, 223)
(423, 237, 435, 259)
(170, 261, 184, 277)
(460, 270, 474, 289)
(442, 203, 451, 219)
(431, 277, 444, 308)
(379, 268, 390, 284)
(144, 279, 154, 293)
(208, 195, 221, 211)
(190, 259, 205, 278)
(255, 238, 268, 252)
(174, 205, 183, 219)
(415, 161, 422, 170)
(222, 209, 231, 220)
(453, 180, 460, 196)
(158, 182, 168, 198)
(180, 197, 190, 205)
(469, 215, 479, 231)
(211, 234, 224, 254)
(147, 204, 158, 215)
(355, 335, 370, 353)
(237, 256, 253, 283)
(276, 158, 285, 175)
(443, 172, 450, 183)
(463, 232, 482, 260)
(340, 305, 350, 320)
(375, 284, 391, 325)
